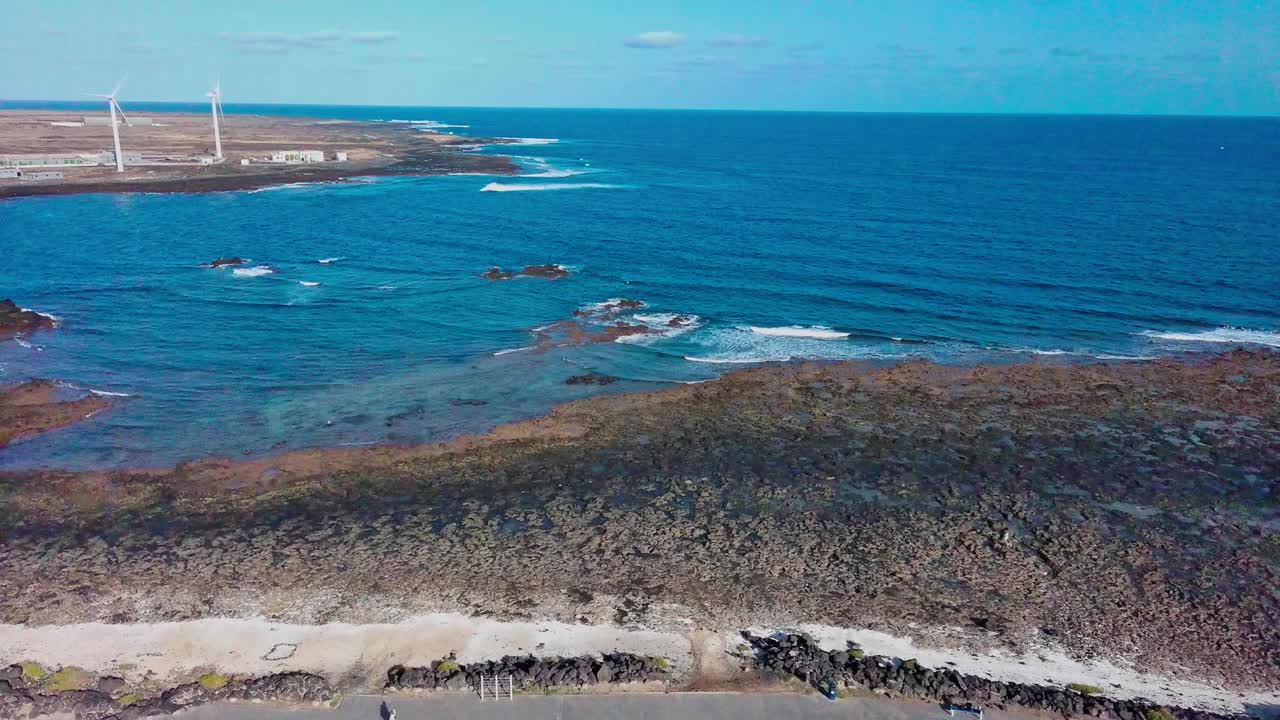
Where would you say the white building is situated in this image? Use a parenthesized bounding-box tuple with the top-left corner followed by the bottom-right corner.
(197, 155, 216, 165)
(269, 150, 325, 164)
(22, 171, 65, 181)
(0, 168, 18, 178)
(334, 151, 348, 162)
(0, 153, 97, 168)
(97, 150, 144, 165)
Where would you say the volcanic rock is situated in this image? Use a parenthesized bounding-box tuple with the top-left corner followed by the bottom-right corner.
(0, 299, 56, 340)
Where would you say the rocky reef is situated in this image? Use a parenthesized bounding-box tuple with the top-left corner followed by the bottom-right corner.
(1, 350, 1277, 697)
(742, 632, 1249, 720)
(482, 264, 571, 280)
(0, 299, 55, 340)
(0, 379, 111, 447)
(204, 257, 244, 269)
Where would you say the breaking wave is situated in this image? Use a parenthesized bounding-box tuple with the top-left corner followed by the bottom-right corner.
(317, 257, 345, 264)
(1140, 327, 1280, 348)
(298, 281, 321, 287)
(748, 325, 849, 340)
(480, 182, 623, 193)
(616, 313, 702, 344)
(233, 266, 275, 277)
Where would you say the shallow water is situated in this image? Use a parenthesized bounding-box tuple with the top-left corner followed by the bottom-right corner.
(2, 104, 1278, 468)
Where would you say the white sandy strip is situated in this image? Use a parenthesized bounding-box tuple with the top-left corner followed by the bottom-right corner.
(0, 614, 688, 687)
(2, 617, 1276, 714)
(773, 624, 1280, 716)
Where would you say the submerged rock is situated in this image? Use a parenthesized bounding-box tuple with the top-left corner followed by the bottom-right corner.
(0, 299, 56, 339)
(482, 264, 571, 280)
(206, 257, 245, 268)
(566, 374, 619, 386)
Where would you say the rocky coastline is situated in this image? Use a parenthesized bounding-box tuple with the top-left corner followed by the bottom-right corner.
(0, 380, 112, 448)
(0, 350, 1277, 712)
(0, 300, 55, 340)
(742, 632, 1253, 720)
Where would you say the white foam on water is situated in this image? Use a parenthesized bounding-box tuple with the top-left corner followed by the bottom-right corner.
(1140, 327, 1280, 348)
(748, 325, 849, 340)
(13, 338, 37, 350)
(685, 326, 910, 365)
(298, 281, 321, 287)
(507, 137, 559, 145)
(480, 182, 623, 192)
(246, 182, 311, 194)
(54, 381, 131, 398)
(20, 308, 62, 325)
(523, 168, 592, 178)
(488, 340, 529, 353)
(377, 285, 397, 291)
(232, 266, 274, 277)
(616, 313, 702, 344)
(317, 257, 346, 264)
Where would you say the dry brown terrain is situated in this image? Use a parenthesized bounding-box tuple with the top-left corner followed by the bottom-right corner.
(0, 110, 515, 197)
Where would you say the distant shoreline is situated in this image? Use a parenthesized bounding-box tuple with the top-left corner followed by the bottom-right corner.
(0, 110, 519, 199)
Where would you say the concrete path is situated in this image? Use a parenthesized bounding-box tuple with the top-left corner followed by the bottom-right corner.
(176, 693, 1019, 720)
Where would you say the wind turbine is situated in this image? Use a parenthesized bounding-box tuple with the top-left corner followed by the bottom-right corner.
(206, 78, 225, 160)
(89, 78, 129, 173)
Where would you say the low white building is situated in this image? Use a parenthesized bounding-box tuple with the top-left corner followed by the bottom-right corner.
(334, 151, 348, 162)
(23, 171, 64, 181)
(0, 153, 97, 168)
(269, 150, 325, 164)
(0, 168, 18, 178)
(197, 155, 216, 165)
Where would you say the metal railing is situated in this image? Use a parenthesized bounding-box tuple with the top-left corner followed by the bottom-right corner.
(478, 674, 514, 701)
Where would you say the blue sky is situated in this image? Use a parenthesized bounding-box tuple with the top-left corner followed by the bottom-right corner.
(2, 0, 1276, 114)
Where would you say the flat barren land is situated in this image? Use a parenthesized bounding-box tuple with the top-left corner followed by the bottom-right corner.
(0, 110, 515, 198)
(1, 351, 1276, 698)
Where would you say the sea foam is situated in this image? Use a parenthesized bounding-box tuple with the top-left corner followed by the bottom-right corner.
(748, 326, 849, 340)
(233, 266, 275, 277)
(480, 182, 622, 192)
(298, 281, 321, 287)
(1141, 327, 1280, 348)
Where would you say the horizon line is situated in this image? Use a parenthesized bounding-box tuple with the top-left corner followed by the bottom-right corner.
(1, 98, 1276, 120)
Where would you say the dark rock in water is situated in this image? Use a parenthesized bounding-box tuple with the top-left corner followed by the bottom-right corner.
(207, 257, 245, 268)
(449, 398, 488, 407)
(668, 315, 692, 327)
(482, 267, 516, 280)
(482, 264, 570, 280)
(519, 264, 570, 279)
(0, 299, 56, 339)
(566, 374, 619, 386)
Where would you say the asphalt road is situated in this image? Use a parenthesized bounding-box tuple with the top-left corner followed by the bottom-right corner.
(176, 693, 1016, 720)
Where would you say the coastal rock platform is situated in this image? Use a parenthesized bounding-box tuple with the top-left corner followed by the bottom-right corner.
(0, 350, 1276, 705)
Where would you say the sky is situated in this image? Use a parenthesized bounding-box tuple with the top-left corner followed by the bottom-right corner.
(1, 0, 1277, 115)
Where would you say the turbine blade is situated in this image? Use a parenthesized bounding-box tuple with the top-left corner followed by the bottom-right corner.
(112, 75, 127, 97)
(113, 98, 130, 125)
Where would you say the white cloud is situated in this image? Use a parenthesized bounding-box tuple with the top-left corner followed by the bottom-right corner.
(708, 34, 769, 48)
(349, 31, 400, 44)
(624, 31, 685, 49)
(219, 31, 398, 53)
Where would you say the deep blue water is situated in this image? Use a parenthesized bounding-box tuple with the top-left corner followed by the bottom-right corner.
(2, 103, 1279, 469)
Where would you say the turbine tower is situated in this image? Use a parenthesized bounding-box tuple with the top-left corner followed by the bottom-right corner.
(206, 79, 224, 160)
(90, 79, 129, 173)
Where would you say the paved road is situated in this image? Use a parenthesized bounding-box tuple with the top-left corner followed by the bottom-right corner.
(177, 693, 1018, 720)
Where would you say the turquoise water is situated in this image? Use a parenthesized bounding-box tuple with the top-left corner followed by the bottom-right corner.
(2, 103, 1278, 469)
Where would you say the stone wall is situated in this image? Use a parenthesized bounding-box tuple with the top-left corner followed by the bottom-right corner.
(386, 652, 670, 692)
(743, 632, 1252, 720)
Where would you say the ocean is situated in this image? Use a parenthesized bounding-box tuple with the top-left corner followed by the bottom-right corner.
(2, 103, 1278, 469)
